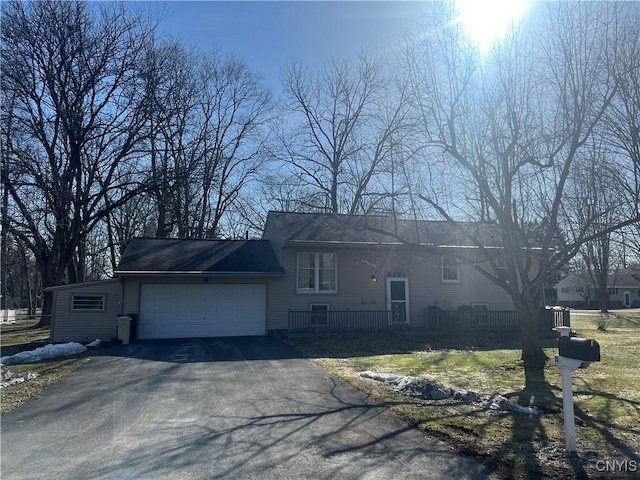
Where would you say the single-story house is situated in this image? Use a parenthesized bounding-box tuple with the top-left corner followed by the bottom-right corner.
(49, 211, 523, 342)
(554, 266, 640, 308)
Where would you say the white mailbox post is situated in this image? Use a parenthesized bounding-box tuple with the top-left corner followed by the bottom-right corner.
(555, 326, 579, 452)
(554, 326, 601, 453)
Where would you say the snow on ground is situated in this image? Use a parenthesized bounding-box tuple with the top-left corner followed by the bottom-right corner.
(0, 364, 38, 388)
(0, 342, 87, 366)
(360, 371, 540, 415)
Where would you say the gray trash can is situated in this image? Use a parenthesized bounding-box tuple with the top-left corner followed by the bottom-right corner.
(117, 316, 132, 345)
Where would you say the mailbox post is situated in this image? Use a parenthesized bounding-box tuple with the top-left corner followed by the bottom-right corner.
(554, 326, 601, 453)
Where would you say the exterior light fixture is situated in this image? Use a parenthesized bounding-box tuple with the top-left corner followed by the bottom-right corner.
(371, 275, 377, 283)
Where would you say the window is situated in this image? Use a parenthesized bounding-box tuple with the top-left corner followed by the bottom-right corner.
(561, 287, 569, 293)
(297, 253, 337, 293)
(472, 304, 489, 311)
(441, 256, 460, 283)
(310, 304, 329, 326)
(71, 295, 105, 311)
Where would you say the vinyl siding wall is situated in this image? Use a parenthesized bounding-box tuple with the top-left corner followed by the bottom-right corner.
(50, 280, 123, 342)
(262, 216, 286, 263)
(267, 245, 515, 330)
(609, 288, 640, 307)
(122, 276, 274, 337)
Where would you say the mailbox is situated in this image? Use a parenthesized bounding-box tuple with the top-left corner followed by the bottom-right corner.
(558, 336, 600, 362)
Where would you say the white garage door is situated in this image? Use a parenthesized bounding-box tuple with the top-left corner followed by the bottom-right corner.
(138, 284, 266, 339)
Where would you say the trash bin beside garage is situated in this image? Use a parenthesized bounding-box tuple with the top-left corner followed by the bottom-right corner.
(117, 315, 132, 344)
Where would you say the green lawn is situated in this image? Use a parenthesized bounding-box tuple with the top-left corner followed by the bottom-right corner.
(1, 319, 91, 415)
(283, 312, 640, 479)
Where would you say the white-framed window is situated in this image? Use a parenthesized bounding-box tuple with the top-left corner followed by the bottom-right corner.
(71, 295, 105, 311)
(297, 252, 337, 293)
(441, 256, 460, 283)
(310, 304, 329, 326)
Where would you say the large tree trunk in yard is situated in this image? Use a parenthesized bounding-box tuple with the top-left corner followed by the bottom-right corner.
(36, 262, 58, 328)
(515, 294, 548, 369)
(518, 310, 548, 369)
(39, 290, 53, 327)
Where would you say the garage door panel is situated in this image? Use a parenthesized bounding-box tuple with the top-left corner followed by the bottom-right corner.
(139, 284, 266, 339)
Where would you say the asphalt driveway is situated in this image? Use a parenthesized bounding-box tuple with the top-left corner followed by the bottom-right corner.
(1, 337, 495, 479)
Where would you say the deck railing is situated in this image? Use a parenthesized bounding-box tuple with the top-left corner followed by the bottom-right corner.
(287, 308, 569, 333)
(424, 308, 570, 331)
(288, 310, 406, 332)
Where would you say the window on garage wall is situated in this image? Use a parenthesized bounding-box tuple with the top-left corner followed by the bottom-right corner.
(71, 295, 106, 311)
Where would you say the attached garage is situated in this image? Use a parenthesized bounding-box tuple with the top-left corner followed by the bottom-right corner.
(115, 238, 284, 340)
(138, 283, 266, 339)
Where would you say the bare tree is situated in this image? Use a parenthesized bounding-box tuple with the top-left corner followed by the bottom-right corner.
(145, 48, 274, 239)
(401, 2, 640, 369)
(1, 1, 158, 324)
(279, 53, 410, 214)
(569, 144, 631, 312)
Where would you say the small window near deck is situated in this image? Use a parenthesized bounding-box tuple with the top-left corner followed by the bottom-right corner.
(71, 295, 105, 311)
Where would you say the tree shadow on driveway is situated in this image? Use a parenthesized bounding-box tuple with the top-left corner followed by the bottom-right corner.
(1, 348, 495, 480)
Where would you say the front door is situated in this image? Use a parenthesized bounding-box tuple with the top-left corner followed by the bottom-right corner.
(624, 291, 631, 308)
(387, 277, 409, 324)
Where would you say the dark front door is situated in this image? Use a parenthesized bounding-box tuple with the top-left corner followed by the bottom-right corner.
(387, 278, 409, 324)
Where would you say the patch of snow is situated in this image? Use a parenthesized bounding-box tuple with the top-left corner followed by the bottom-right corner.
(360, 371, 411, 384)
(487, 394, 540, 415)
(0, 364, 39, 388)
(86, 339, 101, 348)
(360, 371, 540, 415)
(0, 342, 87, 366)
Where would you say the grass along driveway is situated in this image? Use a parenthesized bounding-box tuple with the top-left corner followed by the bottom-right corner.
(1, 319, 91, 415)
(282, 312, 640, 479)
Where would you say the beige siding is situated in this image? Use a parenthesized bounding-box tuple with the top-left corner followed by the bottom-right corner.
(122, 276, 275, 337)
(262, 216, 286, 262)
(50, 280, 123, 343)
(267, 246, 515, 330)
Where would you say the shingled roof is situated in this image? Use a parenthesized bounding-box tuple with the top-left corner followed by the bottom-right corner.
(265, 211, 503, 247)
(115, 239, 284, 275)
(609, 266, 640, 288)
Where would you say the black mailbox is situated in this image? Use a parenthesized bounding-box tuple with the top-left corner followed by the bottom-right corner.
(558, 336, 600, 362)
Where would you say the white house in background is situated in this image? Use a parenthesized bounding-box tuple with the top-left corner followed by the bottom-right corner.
(555, 266, 640, 309)
(554, 274, 593, 308)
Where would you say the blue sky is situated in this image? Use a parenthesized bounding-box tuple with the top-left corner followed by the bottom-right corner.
(154, 1, 430, 94)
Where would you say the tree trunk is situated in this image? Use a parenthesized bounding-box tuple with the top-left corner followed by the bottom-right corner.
(36, 260, 56, 327)
(39, 290, 53, 327)
(515, 299, 548, 369)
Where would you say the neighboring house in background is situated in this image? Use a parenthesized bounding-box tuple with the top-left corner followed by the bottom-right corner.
(555, 266, 640, 309)
(49, 211, 522, 342)
(608, 266, 640, 308)
(554, 274, 593, 308)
